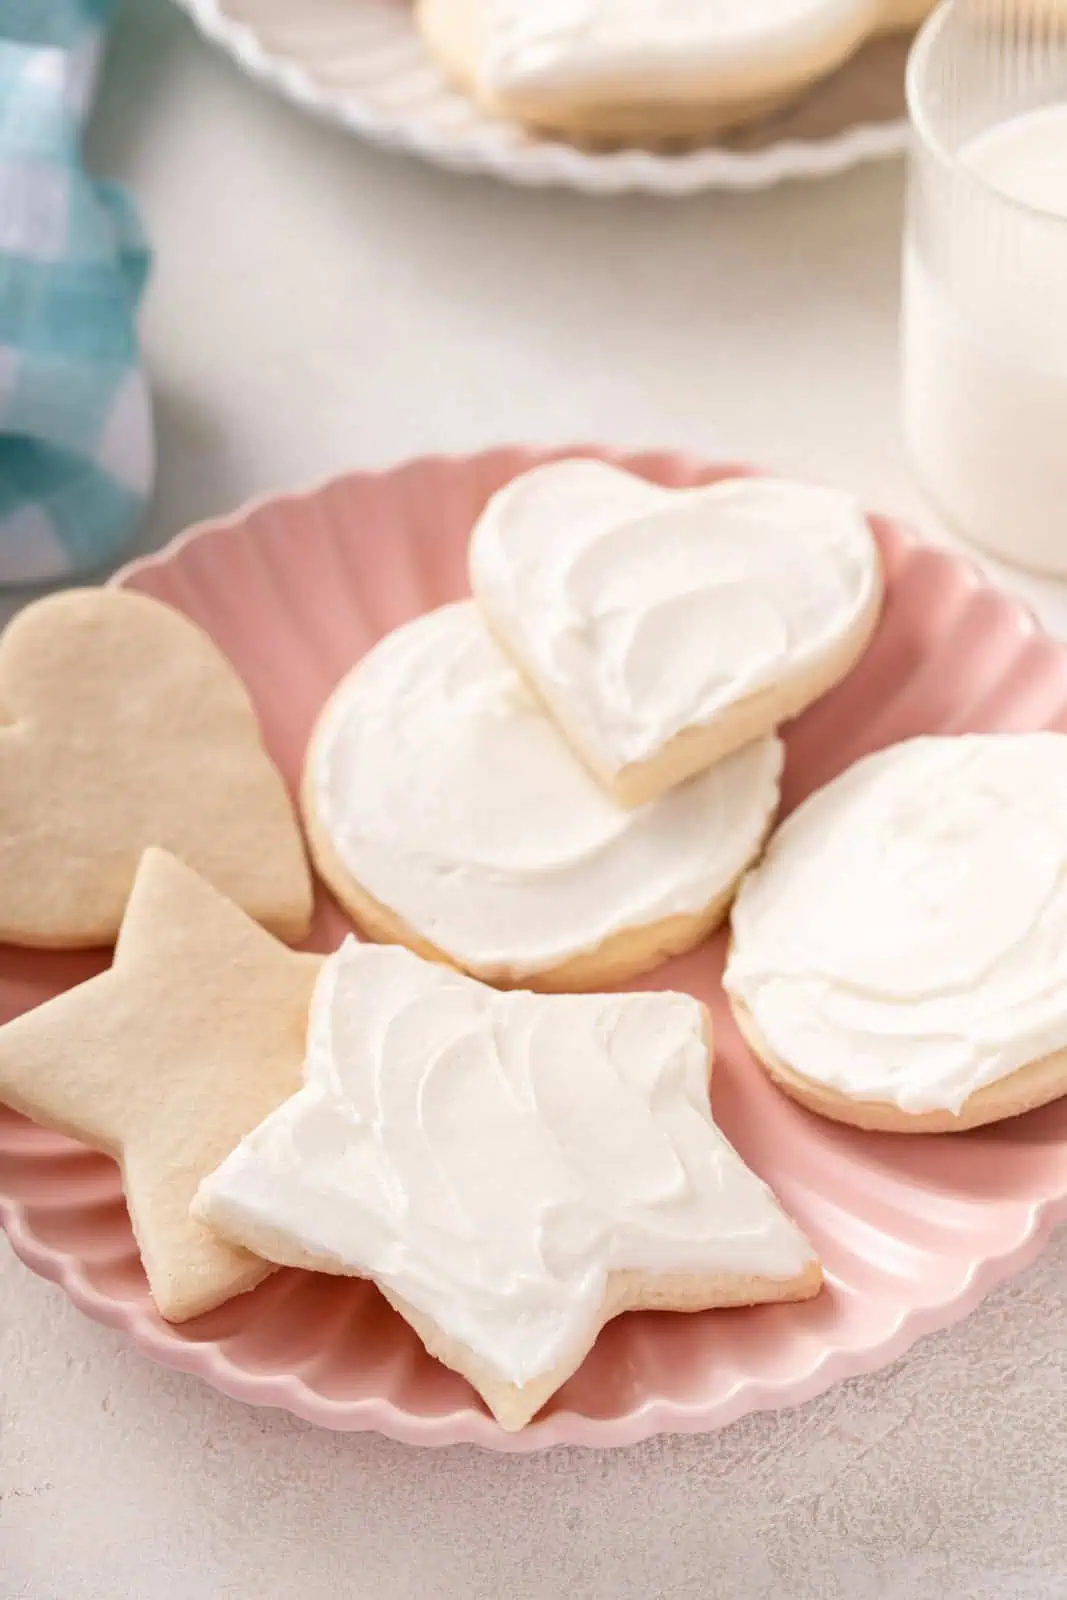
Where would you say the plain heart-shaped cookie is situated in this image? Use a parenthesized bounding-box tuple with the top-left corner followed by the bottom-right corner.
(0, 588, 313, 947)
(196, 938, 821, 1429)
(470, 459, 882, 806)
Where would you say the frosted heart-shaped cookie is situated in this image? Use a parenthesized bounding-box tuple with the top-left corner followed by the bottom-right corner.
(196, 938, 821, 1430)
(0, 849, 322, 1320)
(725, 734, 1067, 1133)
(417, 0, 936, 144)
(0, 588, 312, 947)
(301, 601, 783, 990)
(470, 460, 882, 807)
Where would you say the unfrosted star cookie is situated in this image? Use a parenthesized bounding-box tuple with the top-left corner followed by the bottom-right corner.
(0, 588, 312, 947)
(725, 734, 1067, 1133)
(301, 601, 784, 990)
(0, 849, 322, 1320)
(470, 461, 881, 807)
(195, 938, 821, 1430)
(418, 0, 937, 145)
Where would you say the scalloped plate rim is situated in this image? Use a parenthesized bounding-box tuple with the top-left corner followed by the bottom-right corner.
(169, 0, 909, 195)
(2, 1148, 1061, 1451)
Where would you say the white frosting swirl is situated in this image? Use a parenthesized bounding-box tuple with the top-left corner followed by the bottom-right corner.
(470, 461, 879, 774)
(198, 940, 816, 1386)
(483, 0, 879, 95)
(313, 602, 783, 978)
(725, 734, 1067, 1116)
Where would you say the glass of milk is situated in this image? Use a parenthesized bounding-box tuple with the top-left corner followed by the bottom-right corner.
(902, 0, 1067, 574)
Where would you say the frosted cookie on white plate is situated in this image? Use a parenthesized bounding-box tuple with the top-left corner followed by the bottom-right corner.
(725, 734, 1067, 1134)
(301, 602, 783, 990)
(195, 939, 822, 1431)
(470, 460, 881, 808)
(417, 0, 936, 145)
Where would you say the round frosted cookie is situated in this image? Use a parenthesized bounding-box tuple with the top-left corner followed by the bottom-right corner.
(302, 602, 783, 991)
(724, 734, 1067, 1133)
(470, 461, 882, 808)
(417, 0, 928, 145)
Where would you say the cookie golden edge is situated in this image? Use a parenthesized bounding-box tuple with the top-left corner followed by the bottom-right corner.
(729, 988, 1067, 1134)
(416, 0, 931, 145)
(389, 1263, 824, 1431)
(472, 549, 884, 810)
(194, 998, 823, 1430)
(195, 1196, 823, 1429)
(299, 691, 774, 990)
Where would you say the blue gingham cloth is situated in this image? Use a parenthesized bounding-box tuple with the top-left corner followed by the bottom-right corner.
(0, 0, 152, 584)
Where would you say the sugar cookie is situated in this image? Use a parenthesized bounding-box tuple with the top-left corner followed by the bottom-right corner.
(470, 461, 881, 807)
(725, 734, 1067, 1133)
(0, 849, 322, 1320)
(301, 602, 783, 990)
(196, 938, 821, 1430)
(0, 588, 313, 948)
(418, 0, 935, 145)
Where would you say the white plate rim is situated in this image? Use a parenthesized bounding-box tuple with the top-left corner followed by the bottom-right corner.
(170, 0, 910, 195)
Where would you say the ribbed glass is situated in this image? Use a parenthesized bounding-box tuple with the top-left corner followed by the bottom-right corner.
(901, 0, 1067, 573)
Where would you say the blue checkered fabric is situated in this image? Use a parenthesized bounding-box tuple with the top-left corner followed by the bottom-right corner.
(0, 0, 152, 584)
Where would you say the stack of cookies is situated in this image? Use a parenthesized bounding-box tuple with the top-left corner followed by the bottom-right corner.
(302, 459, 883, 992)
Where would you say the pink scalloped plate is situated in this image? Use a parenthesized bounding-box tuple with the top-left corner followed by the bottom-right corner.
(4, 447, 1067, 1452)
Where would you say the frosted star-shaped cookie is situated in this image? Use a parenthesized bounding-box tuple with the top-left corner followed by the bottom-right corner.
(0, 849, 322, 1321)
(196, 938, 821, 1429)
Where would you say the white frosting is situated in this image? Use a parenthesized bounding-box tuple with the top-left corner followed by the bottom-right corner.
(197, 940, 816, 1387)
(482, 0, 878, 96)
(313, 601, 783, 978)
(470, 461, 879, 774)
(725, 734, 1067, 1116)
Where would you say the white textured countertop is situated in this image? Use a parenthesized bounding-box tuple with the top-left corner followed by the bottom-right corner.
(3, 2, 1067, 1595)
